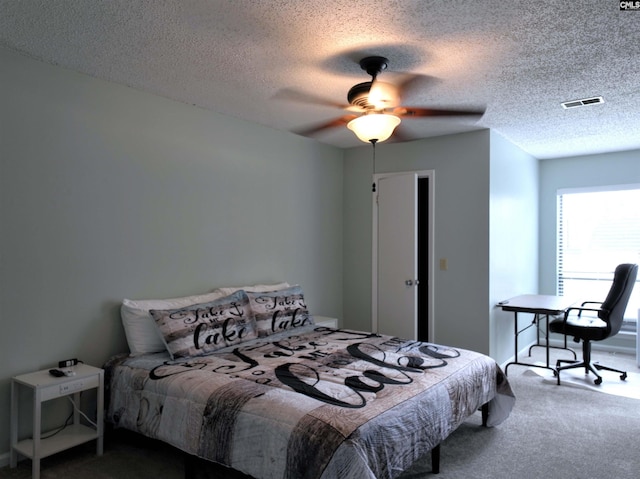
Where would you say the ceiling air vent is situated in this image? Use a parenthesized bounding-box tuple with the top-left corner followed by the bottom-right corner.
(561, 96, 604, 109)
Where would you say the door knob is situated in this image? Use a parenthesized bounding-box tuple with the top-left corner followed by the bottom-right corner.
(405, 279, 420, 286)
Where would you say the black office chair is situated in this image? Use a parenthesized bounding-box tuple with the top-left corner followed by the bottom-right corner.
(549, 263, 638, 386)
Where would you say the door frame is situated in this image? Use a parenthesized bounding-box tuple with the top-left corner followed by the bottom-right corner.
(372, 169, 435, 341)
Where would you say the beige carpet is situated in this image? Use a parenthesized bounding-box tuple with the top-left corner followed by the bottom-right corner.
(509, 345, 640, 399)
(525, 364, 640, 399)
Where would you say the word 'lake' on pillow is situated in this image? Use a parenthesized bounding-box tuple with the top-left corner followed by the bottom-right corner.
(247, 286, 314, 337)
(150, 290, 257, 359)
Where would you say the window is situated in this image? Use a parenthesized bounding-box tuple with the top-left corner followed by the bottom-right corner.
(557, 185, 640, 333)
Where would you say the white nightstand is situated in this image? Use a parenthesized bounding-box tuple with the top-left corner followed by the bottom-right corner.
(10, 364, 104, 479)
(315, 316, 338, 328)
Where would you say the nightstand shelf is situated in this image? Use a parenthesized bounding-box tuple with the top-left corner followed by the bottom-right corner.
(10, 364, 104, 479)
(13, 424, 99, 459)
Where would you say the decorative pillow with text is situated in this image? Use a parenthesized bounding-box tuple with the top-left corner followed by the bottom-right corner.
(121, 289, 226, 356)
(246, 285, 314, 337)
(150, 290, 256, 359)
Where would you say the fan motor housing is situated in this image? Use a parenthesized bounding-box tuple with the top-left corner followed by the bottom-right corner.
(347, 82, 373, 108)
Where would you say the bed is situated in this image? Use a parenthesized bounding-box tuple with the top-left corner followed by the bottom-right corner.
(105, 284, 514, 479)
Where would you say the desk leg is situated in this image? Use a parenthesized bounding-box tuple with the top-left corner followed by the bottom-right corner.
(505, 312, 519, 376)
(545, 314, 550, 368)
(506, 311, 558, 375)
(513, 311, 519, 365)
(529, 314, 577, 362)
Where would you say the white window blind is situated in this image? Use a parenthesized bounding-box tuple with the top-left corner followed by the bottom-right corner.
(557, 185, 640, 332)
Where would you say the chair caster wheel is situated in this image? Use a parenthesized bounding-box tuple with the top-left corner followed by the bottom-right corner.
(594, 377, 602, 385)
(621, 372, 627, 381)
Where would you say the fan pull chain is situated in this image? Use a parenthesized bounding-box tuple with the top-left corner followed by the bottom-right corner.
(371, 139, 377, 193)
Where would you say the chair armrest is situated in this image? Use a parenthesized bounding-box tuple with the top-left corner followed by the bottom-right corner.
(580, 300, 604, 307)
(564, 304, 608, 320)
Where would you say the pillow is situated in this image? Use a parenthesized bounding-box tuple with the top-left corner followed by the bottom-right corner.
(246, 285, 314, 337)
(121, 289, 227, 355)
(215, 282, 290, 297)
(150, 290, 257, 359)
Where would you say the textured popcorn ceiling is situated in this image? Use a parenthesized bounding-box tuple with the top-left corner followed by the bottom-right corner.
(1, 0, 639, 158)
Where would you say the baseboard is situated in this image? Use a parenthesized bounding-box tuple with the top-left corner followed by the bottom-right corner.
(0, 451, 10, 468)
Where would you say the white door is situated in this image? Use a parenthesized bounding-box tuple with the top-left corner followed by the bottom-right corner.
(375, 173, 419, 339)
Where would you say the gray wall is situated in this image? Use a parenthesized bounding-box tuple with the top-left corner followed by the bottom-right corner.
(342, 130, 539, 363)
(0, 48, 344, 456)
(343, 130, 494, 352)
(489, 131, 539, 361)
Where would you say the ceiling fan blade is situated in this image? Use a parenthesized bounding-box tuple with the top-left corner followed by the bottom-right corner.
(368, 73, 438, 109)
(391, 106, 485, 118)
(394, 73, 439, 100)
(274, 88, 350, 110)
(387, 123, 413, 143)
(294, 115, 358, 137)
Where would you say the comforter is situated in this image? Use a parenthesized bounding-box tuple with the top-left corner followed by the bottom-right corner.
(105, 325, 514, 479)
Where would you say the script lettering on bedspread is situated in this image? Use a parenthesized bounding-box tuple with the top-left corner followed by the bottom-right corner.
(274, 341, 446, 408)
(148, 328, 463, 408)
(149, 347, 260, 380)
(378, 337, 461, 366)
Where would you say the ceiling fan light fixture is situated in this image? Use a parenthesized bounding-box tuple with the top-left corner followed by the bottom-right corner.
(368, 81, 399, 109)
(347, 113, 401, 143)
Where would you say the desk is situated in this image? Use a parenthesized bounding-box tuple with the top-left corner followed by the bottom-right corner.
(500, 294, 576, 375)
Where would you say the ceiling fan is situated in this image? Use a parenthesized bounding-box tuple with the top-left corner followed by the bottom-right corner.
(287, 56, 485, 144)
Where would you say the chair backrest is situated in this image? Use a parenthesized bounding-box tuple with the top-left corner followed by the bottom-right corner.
(599, 263, 638, 336)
